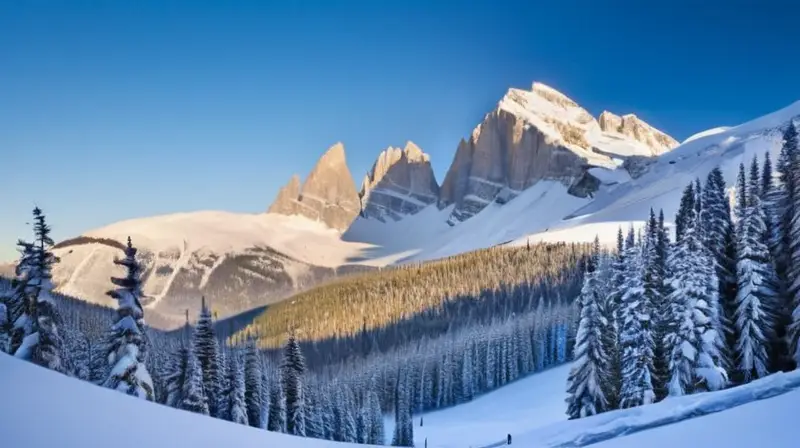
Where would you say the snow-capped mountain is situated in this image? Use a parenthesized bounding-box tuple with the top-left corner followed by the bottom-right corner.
(18, 81, 799, 326)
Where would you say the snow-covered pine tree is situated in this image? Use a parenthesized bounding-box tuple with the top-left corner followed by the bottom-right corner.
(618, 229, 656, 408)
(13, 208, 63, 372)
(735, 162, 748, 224)
(267, 382, 286, 433)
(565, 237, 610, 419)
(164, 342, 189, 408)
(193, 296, 222, 417)
(181, 345, 209, 415)
(785, 121, 800, 367)
(665, 195, 728, 395)
(643, 210, 669, 401)
(675, 183, 696, 243)
(305, 388, 325, 440)
(102, 237, 154, 400)
(700, 168, 737, 374)
(244, 340, 264, 428)
(392, 369, 414, 447)
(367, 387, 385, 445)
(281, 332, 307, 436)
(734, 156, 778, 383)
(223, 349, 248, 425)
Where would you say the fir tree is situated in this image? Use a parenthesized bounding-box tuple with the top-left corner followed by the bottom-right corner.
(164, 342, 189, 408)
(675, 183, 696, 243)
(244, 340, 264, 428)
(734, 157, 778, 382)
(785, 121, 800, 367)
(735, 162, 748, 223)
(367, 388, 385, 445)
(193, 296, 221, 417)
(700, 168, 737, 373)
(618, 233, 656, 408)
(565, 238, 610, 419)
(392, 370, 414, 447)
(102, 237, 154, 400)
(181, 346, 209, 415)
(281, 333, 307, 436)
(267, 382, 286, 432)
(13, 208, 63, 372)
(665, 199, 728, 395)
(223, 350, 248, 425)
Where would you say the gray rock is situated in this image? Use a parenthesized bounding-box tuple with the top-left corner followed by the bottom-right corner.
(268, 142, 361, 231)
(359, 141, 440, 221)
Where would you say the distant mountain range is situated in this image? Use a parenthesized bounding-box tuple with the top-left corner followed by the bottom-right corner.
(7, 81, 796, 328)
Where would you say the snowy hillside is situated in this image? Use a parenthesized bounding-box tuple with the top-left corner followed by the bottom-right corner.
(0, 353, 369, 447)
(6, 349, 796, 448)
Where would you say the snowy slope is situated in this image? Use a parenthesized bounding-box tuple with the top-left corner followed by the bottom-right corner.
(398, 360, 800, 448)
(0, 353, 369, 447)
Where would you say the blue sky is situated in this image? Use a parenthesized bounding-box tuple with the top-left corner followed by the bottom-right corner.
(1, 0, 798, 261)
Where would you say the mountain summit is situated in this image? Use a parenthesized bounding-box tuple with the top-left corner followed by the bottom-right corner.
(437, 82, 679, 223)
(268, 142, 361, 231)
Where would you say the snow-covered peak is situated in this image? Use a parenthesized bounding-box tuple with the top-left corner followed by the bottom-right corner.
(496, 82, 678, 163)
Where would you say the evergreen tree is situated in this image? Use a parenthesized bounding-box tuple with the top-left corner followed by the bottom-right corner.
(675, 183, 696, 243)
(267, 382, 286, 433)
(244, 340, 264, 428)
(223, 350, 248, 425)
(734, 157, 778, 382)
(181, 346, 209, 415)
(13, 208, 63, 372)
(762, 150, 773, 200)
(367, 388, 385, 445)
(565, 238, 610, 419)
(193, 296, 221, 417)
(665, 198, 728, 395)
(618, 234, 656, 408)
(102, 237, 154, 400)
(281, 333, 307, 436)
(700, 168, 737, 373)
(392, 370, 414, 447)
(785, 122, 800, 366)
(735, 162, 748, 223)
(164, 342, 189, 408)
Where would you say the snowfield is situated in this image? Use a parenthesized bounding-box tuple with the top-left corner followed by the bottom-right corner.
(5, 352, 798, 448)
(0, 353, 369, 447)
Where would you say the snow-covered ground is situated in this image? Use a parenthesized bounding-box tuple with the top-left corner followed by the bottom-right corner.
(0, 353, 368, 447)
(3, 351, 799, 447)
(405, 365, 571, 448)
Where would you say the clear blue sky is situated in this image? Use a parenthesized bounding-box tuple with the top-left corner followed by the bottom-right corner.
(2, 0, 798, 261)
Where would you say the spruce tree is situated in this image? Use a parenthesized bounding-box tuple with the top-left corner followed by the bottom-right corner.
(565, 238, 610, 419)
(165, 342, 190, 408)
(193, 296, 221, 417)
(102, 237, 154, 400)
(367, 388, 385, 445)
(618, 232, 656, 408)
(786, 121, 800, 367)
(223, 350, 248, 425)
(281, 333, 307, 436)
(675, 183, 696, 243)
(267, 381, 286, 432)
(13, 208, 63, 372)
(181, 346, 209, 415)
(244, 340, 263, 428)
(665, 199, 728, 395)
(734, 157, 778, 382)
(391, 370, 414, 447)
(700, 168, 737, 373)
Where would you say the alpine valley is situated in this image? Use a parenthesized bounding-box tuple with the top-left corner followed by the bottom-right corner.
(10, 81, 798, 328)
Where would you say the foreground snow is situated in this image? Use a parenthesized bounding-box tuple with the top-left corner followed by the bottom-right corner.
(0, 353, 367, 447)
(404, 362, 800, 448)
(517, 368, 800, 447)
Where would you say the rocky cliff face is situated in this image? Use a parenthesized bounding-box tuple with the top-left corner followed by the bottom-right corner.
(598, 111, 678, 155)
(268, 143, 361, 231)
(359, 141, 439, 221)
(438, 82, 678, 223)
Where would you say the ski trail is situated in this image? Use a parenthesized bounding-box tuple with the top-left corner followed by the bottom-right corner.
(199, 253, 227, 290)
(146, 239, 190, 309)
(62, 247, 99, 294)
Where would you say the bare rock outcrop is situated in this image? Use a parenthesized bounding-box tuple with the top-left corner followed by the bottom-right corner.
(359, 141, 439, 221)
(268, 143, 361, 231)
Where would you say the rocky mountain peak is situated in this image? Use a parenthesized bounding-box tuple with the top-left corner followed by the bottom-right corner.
(359, 141, 439, 222)
(268, 143, 361, 231)
(439, 81, 680, 223)
(598, 110, 678, 155)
